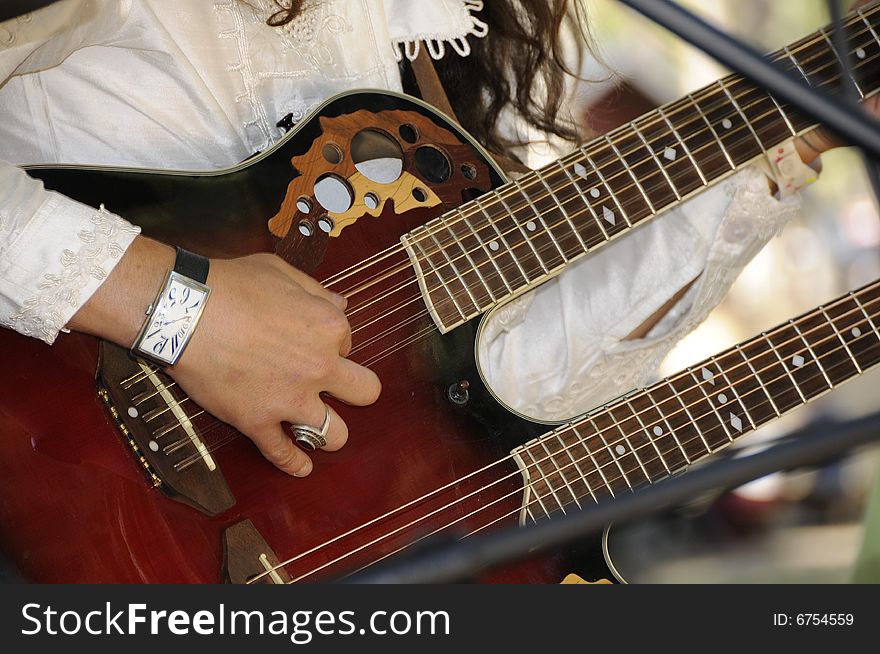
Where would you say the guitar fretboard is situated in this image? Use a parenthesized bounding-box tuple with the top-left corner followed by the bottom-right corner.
(403, 4, 880, 333)
(511, 280, 880, 521)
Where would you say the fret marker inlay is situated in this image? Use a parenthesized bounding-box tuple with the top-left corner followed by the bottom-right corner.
(730, 413, 743, 432)
(574, 162, 588, 179)
(615, 444, 626, 455)
(718, 393, 728, 404)
(852, 327, 862, 338)
(488, 240, 500, 252)
(702, 367, 715, 385)
(602, 206, 615, 226)
(590, 188, 601, 198)
(857, 47, 867, 59)
(792, 354, 805, 367)
(526, 220, 537, 232)
(721, 118, 733, 129)
(663, 146, 677, 161)
(652, 426, 663, 436)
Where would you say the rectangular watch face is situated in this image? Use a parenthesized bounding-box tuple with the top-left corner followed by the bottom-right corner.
(133, 271, 211, 366)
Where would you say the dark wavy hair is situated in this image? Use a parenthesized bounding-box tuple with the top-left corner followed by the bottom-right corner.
(265, 0, 595, 160)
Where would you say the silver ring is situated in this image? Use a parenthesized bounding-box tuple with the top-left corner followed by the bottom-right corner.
(291, 405, 331, 451)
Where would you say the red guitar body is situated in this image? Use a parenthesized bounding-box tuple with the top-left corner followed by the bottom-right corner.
(0, 91, 613, 583)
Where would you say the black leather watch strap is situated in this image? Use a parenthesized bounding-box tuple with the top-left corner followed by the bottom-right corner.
(174, 247, 210, 284)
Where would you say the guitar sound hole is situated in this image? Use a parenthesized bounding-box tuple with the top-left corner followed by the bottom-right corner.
(351, 128, 403, 184)
(399, 123, 419, 143)
(414, 145, 451, 184)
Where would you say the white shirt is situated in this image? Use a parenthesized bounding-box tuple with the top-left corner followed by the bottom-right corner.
(0, 0, 800, 421)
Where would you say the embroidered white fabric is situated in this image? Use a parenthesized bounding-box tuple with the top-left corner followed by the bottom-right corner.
(0, 0, 802, 420)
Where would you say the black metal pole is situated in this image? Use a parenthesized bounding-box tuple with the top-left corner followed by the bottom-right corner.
(344, 414, 880, 584)
(616, 0, 880, 158)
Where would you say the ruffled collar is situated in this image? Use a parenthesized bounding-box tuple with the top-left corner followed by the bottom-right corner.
(383, 0, 488, 61)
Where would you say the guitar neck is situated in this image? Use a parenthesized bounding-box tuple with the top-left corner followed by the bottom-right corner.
(511, 279, 880, 520)
(405, 2, 880, 334)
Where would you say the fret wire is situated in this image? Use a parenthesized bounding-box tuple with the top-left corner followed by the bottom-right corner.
(820, 307, 864, 373)
(687, 91, 737, 170)
(457, 208, 513, 295)
(717, 78, 769, 151)
(565, 425, 600, 504)
(624, 397, 671, 475)
(735, 344, 782, 417)
(764, 331, 808, 403)
(711, 356, 757, 430)
(783, 44, 812, 85)
(631, 123, 682, 200)
(534, 168, 590, 254)
(604, 134, 657, 213)
(411, 238, 468, 321)
(521, 286, 880, 512)
(538, 439, 578, 510)
(494, 192, 550, 275)
(858, 8, 880, 64)
(556, 160, 612, 241)
(510, 176, 569, 263)
(646, 386, 696, 465)
(398, 29, 880, 320)
(657, 105, 708, 186)
(474, 196, 532, 284)
(609, 401, 655, 481)
(818, 26, 865, 98)
(589, 418, 634, 490)
(572, 424, 617, 497)
(521, 448, 554, 518)
(555, 431, 596, 505)
(790, 320, 833, 389)
(442, 217, 498, 304)
(427, 229, 482, 312)
(410, 37, 868, 298)
(767, 94, 798, 137)
(688, 368, 734, 444)
(585, 152, 633, 228)
(852, 291, 880, 342)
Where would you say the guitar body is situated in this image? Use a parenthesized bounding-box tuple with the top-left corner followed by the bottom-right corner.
(0, 90, 617, 583)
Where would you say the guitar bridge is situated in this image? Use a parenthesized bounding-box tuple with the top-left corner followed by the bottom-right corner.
(97, 341, 235, 516)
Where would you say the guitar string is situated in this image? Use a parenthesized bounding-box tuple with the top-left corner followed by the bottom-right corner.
(279, 323, 880, 583)
(319, 8, 877, 297)
(170, 275, 879, 474)
(325, 17, 878, 313)
(209, 286, 879, 582)
(123, 26, 876, 391)
(132, 16, 880, 476)
(342, 46, 880, 364)
(338, 39, 878, 340)
(282, 309, 880, 583)
(153, 78, 840, 451)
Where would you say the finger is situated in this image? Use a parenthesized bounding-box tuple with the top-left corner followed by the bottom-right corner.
(339, 327, 352, 357)
(320, 405, 348, 452)
(288, 402, 348, 453)
(250, 424, 313, 477)
(324, 358, 382, 406)
(288, 267, 347, 310)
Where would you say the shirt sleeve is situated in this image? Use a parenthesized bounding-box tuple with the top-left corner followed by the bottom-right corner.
(0, 161, 140, 344)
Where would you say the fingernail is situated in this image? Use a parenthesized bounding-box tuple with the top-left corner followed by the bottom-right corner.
(334, 293, 348, 310)
(293, 460, 312, 477)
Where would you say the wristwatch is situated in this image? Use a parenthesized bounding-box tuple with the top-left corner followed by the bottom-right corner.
(131, 247, 212, 367)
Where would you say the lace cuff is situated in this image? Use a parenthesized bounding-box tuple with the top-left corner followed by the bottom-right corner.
(387, 0, 488, 61)
(0, 188, 140, 345)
